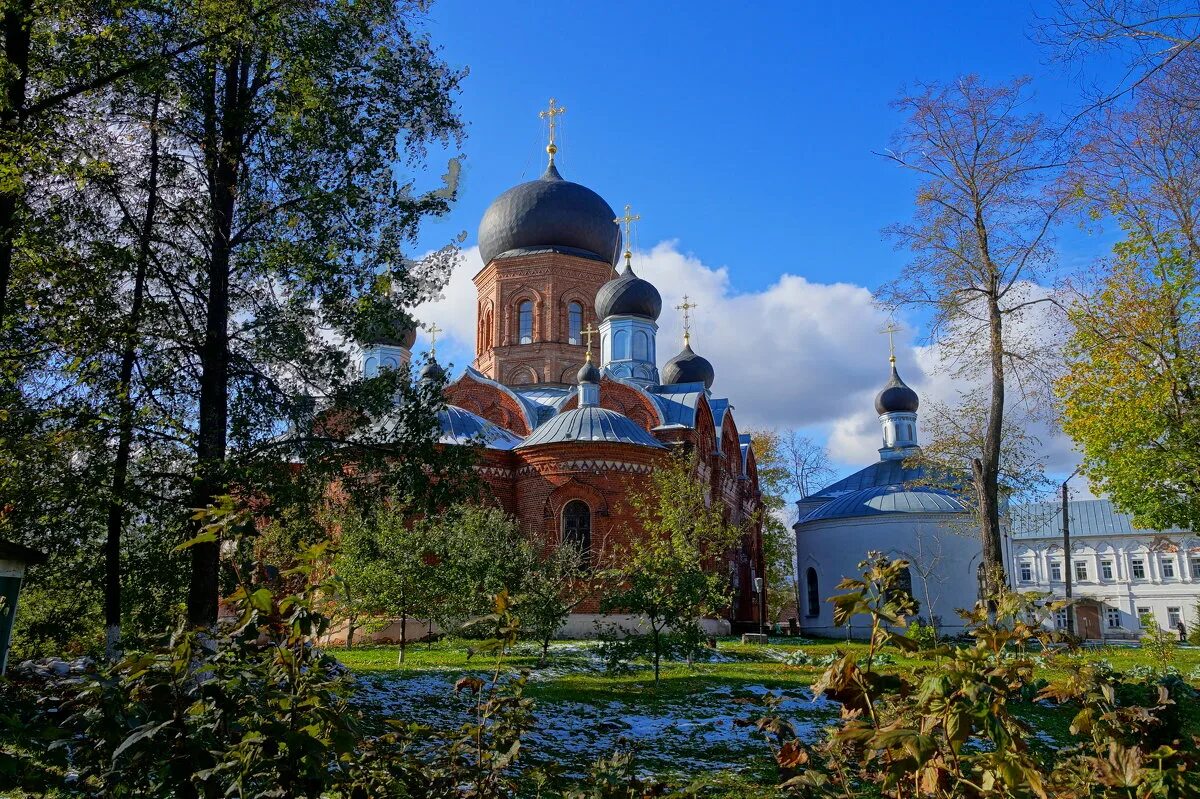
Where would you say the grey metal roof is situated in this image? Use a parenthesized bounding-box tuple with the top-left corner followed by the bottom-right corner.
(808, 459, 950, 499)
(799, 484, 968, 523)
(646, 383, 706, 428)
(1008, 499, 1192, 539)
(739, 433, 752, 477)
(477, 162, 621, 266)
(370, 404, 522, 450)
(516, 406, 666, 450)
(513, 385, 573, 425)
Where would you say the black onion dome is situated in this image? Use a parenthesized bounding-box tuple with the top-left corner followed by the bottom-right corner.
(661, 342, 715, 390)
(874, 363, 920, 414)
(577, 359, 600, 384)
(477, 163, 621, 266)
(420, 359, 446, 383)
(595, 261, 662, 320)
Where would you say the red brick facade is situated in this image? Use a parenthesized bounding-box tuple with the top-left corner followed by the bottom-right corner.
(472, 251, 615, 386)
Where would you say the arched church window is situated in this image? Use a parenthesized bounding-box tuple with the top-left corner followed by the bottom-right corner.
(518, 301, 533, 344)
(806, 568, 820, 617)
(568, 302, 583, 345)
(632, 330, 649, 360)
(562, 500, 591, 566)
(613, 329, 629, 359)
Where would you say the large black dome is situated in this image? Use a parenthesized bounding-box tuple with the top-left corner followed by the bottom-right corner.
(477, 163, 621, 266)
(875, 363, 920, 414)
(662, 342, 715, 389)
(595, 261, 662, 320)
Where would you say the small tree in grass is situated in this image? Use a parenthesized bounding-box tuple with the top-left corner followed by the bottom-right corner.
(1140, 611, 1176, 675)
(334, 502, 438, 663)
(600, 456, 739, 685)
(519, 539, 596, 667)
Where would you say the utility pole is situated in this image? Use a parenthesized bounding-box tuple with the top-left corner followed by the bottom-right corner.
(1062, 467, 1080, 636)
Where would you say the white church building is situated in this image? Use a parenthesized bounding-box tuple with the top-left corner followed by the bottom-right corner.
(794, 358, 985, 639)
(793, 356, 1200, 641)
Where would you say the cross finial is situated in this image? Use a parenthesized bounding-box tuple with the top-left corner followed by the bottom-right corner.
(675, 295, 698, 345)
(614, 203, 640, 265)
(582, 322, 597, 363)
(426, 322, 442, 357)
(539, 97, 566, 164)
(880, 320, 900, 365)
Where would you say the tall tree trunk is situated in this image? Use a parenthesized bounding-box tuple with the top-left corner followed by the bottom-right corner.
(104, 95, 162, 660)
(977, 289, 1007, 596)
(0, 0, 32, 326)
(398, 614, 406, 665)
(187, 50, 243, 628)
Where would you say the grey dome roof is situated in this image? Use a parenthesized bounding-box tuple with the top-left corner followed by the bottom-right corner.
(367, 404, 521, 450)
(419, 359, 446, 383)
(595, 261, 662, 320)
(875, 363, 919, 414)
(800, 483, 967, 523)
(478, 163, 621, 266)
(516, 406, 665, 449)
(662, 342, 715, 390)
(577, 359, 600, 384)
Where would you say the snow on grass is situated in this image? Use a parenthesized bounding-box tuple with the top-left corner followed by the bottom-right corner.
(350, 669, 839, 775)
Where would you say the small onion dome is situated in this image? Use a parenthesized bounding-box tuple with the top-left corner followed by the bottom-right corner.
(661, 342, 715, 390)
(365, 319, 417, 349)
(577, 359, 600, 385)
(874, 363, 920, 414)
(477, 162, 622, 266)
(595, 260, 662, 321)
(419, 359, 446, 383)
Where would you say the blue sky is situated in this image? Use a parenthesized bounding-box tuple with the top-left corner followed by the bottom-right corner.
(406, 1, 1116, 484)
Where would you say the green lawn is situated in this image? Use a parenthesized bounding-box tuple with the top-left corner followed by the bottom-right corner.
(335, 636, 1200, 794)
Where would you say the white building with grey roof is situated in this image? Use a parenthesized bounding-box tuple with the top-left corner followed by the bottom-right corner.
(1006, 499, 1199, 640)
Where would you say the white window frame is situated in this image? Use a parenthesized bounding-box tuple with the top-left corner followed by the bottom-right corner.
(1105, 607, 1121, 628)
(1074, 561, 1088, 582)
(1161, 558, 1175, 579)
(1100, 560, 1114, 580)
(1131, 558, 1146, 580)
(1167, 607, 1182, 628)
(1050, 561, 1062, 582)
(1019, 561, 1033, 583)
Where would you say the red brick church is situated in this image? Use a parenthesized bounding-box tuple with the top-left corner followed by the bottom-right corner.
(363, 116, 766, 632)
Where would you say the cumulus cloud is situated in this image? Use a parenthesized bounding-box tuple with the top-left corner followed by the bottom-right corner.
(412, 241, 1085, 486)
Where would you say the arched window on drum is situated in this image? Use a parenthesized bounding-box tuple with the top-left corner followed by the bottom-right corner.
(518, 300, 534, 344)
(561, 500, 592, 567)
(568, 302, 583, 345)
(805, 568, 820, 618)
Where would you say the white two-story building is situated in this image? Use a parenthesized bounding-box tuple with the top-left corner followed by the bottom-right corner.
(1007, 499, 1199, 640)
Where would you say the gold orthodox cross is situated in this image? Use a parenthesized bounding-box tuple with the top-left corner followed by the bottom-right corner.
(426, 322, 442, 356)
(879, 320, 900, 364)
(582, 322, 597, 361)
(539, 98, 566, 161)
(675, 295, 697, 345)
(614, 203, 640, 261)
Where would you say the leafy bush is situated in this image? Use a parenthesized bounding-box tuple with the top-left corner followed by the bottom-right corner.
(906, 617, 939, 650)
(743, 552, 1200, 797)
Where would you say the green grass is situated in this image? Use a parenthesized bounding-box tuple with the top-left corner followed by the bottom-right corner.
(332, 635, 1200, 795)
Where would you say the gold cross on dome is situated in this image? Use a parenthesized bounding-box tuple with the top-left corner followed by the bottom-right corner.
(426, 322, 442, 356)
(614, 204, 640, 262)
(675, 295, 698, 345)
(539, 98, 566, 162)
(879, 319, 900, 364)
(582, 322, 597, 362)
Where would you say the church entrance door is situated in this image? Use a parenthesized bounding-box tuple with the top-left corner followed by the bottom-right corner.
(1075, 605, 1101, 640)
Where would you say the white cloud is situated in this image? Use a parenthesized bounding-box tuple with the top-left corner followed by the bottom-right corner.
(412, 241, 1087, 489)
